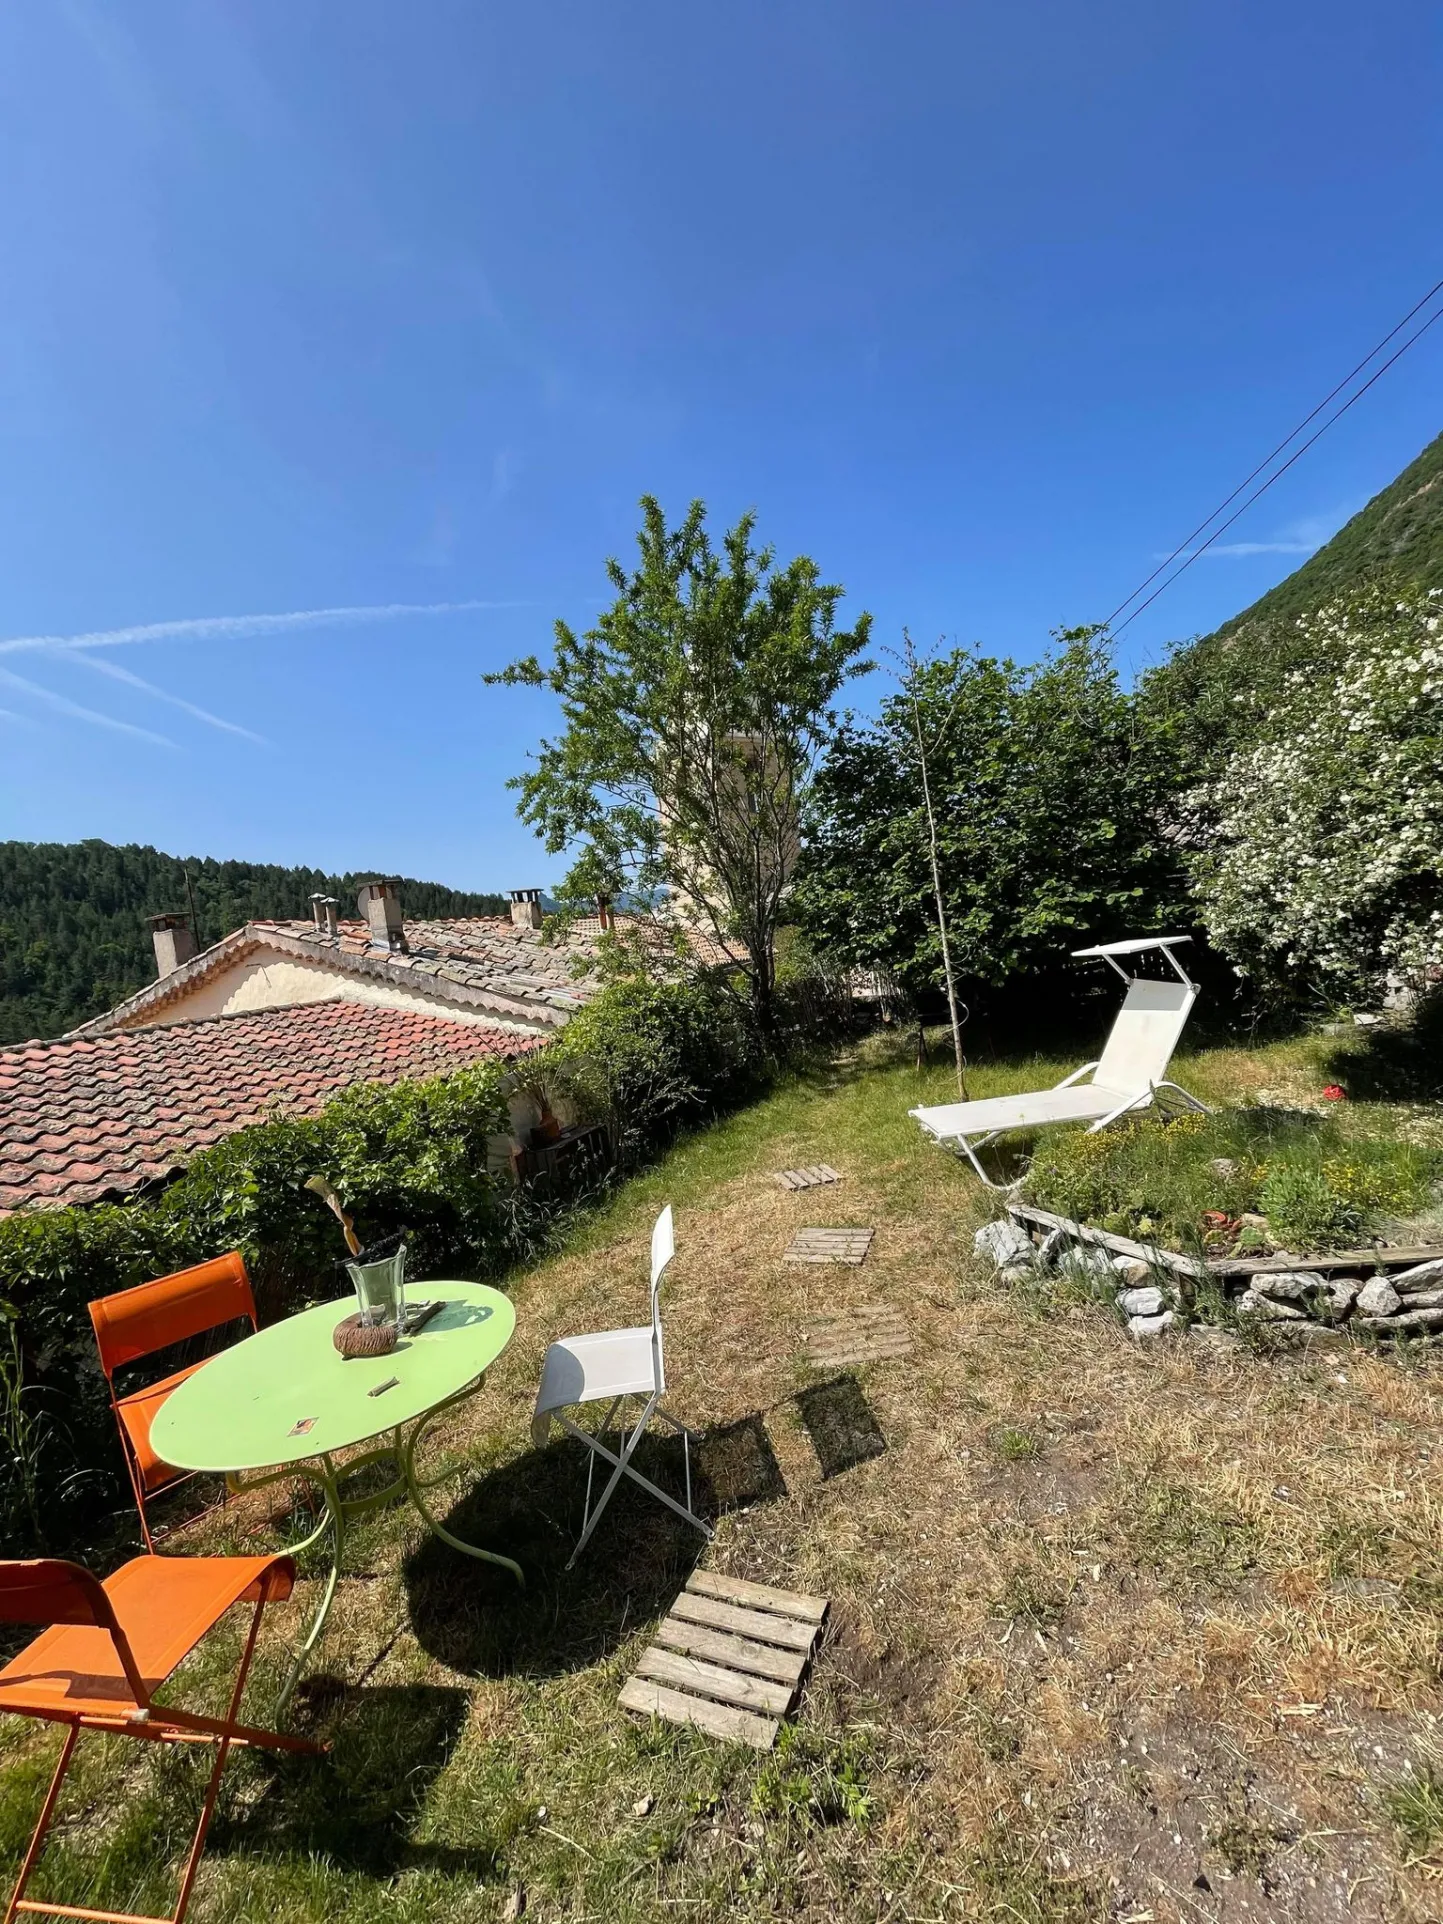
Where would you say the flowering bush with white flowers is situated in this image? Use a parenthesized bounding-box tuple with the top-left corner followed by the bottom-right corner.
(1187, 586, 1443, 1003)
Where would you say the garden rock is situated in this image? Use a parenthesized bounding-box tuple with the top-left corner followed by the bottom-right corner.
(1254, 1270, 1359, 1315)
(1058, 1245, 1115, 1285)
(1037, 1227, 1070, 1269)
(999, 1264, 1035, 1286)
(1117, 1286, 1166, 1318)
(1392, 1286, 1443, 1310)
(1252, 1270, 1326, 1303)
(1129, 1310, 1175, 1340)
(974, 1220, 1035, 1272)
(1237, 1289, 1307, 1321)
(1112, 1257, 1153, 1287)
(1392, 1257, 1443, 1294)
(1356, 1305, 1443, 1335)
(1356, 1276, 1402, 1318)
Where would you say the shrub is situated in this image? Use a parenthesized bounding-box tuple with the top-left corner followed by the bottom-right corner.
(550, 973, 765, 1162)
(1184, 585, 1443, 1004)
(0, 1060, 514, 1546)
(1024, 1107, 1439, 1252)
(0, 973, 773, 1549)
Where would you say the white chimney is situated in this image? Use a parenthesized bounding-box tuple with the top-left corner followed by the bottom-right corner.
(149, 912, 197, 978)
(509, 888, 544, 931)
(309, 893, 340, 937)
(357, 879, 407, 953)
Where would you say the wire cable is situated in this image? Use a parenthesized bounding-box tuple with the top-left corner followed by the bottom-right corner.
(1103, 274, 1443, 634)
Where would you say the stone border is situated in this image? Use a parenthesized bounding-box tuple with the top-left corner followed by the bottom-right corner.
(973, 1207, 1443, 1344)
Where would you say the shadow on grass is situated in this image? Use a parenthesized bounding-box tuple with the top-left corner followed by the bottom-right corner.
(1323, 995, 1443, 1103)
(212, 1682, 493, 1877)
(403, 1413, 787, 1679)
(795, 1375, 888, 1480)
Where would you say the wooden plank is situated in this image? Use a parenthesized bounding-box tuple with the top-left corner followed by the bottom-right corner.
(687, 1568, 828, 1624)
(619, 1676, 778, 1750)
(806, 1315, 907, 1337)
(808, 1339, 913, 1366)
(636, 1646, 795, 1715)
(809, 1303, 900, 1323)
(1209, 1245, 1443, 1279)
(653, 1616, 809, 1685)
(1008, 1203, 1205, 1280)
(670, 1591, 819, 1650)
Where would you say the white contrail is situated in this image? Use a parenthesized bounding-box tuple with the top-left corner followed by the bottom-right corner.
(73, 653, 269, 744)
(0, 599, 520, 658)
(0, 668, 176, 747)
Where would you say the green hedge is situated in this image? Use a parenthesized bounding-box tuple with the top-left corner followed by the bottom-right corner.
(0, 974, 770, 1549)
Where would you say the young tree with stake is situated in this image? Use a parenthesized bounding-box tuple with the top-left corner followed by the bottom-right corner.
(485, 496, 871, 1032)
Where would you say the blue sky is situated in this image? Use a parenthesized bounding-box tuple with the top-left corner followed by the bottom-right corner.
(1, 0, 1439, 893)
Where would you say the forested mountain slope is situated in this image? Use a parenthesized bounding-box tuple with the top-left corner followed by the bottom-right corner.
(1139, 425, 1443, 778)
(1215, 426, 1443, 639)
(0, 840, 507, 1045)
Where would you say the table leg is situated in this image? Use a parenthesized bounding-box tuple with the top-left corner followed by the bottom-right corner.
(273, 1458, 345, 1717)
(400, 1385, 524, 1587)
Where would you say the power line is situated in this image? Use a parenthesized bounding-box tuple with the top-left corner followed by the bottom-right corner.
(1103, 274, 1443, 636)
(1112, 300, 1443, 638)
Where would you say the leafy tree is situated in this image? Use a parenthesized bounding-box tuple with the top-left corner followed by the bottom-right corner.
(1183, 586, 1443, 1005)
(486, 496, 871, 1029)
(794, 628, 1189, 1002)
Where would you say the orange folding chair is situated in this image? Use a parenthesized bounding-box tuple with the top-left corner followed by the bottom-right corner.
(89, 1253, 259, 1549)
(0, 1552, 319, 1924)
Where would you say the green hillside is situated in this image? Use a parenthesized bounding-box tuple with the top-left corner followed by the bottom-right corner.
(0, 840, 508, 1046)
(1138, 425, 1443, 778)
(1213, 425, 1443, 637)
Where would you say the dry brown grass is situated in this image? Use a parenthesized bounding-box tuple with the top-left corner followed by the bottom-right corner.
(4, 1033, 1443, 1923)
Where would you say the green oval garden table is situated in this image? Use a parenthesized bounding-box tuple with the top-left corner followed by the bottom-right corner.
(151, 1282, 521, 1707)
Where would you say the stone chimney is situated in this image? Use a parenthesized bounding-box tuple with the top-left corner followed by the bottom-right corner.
(308, 893, 340, 938)
(595, 894, 614, 932)
(357, 879, 407, 953)
(148, 912, 197, 978)
(509, 888, 544, 931)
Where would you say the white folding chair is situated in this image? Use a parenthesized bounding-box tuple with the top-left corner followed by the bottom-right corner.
(531, 1204, 712, 1567)
(911, 936, 1210, 1189)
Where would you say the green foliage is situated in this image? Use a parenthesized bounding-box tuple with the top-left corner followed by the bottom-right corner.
(0, 1059, 513, 1544)
(1024, 1107, 1439, 1252)
(0, 972, 773, 1548)
(750, 1727, 875, 1828)
(1255, 1162, 1362, 1252)
(1385, 1764, 1443, 1863)
(0, 838, 507, 1044)
(486, 496, 871, 1025)
(550, 973, 765, 1162)
(1178, 587, 1443, 1003)
(795, 628, 1189, 1003)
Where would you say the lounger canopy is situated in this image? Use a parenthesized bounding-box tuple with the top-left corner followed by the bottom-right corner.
(910, 936, 1208, 1188)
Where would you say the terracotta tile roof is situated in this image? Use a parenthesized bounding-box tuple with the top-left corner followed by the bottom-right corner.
(0, 1001, 547, 1216)
(68, 912, 738, 1040)
(70, 916, 610, 1038)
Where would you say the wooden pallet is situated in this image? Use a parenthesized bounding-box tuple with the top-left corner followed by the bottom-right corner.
(802, 1303, 911, 1367)
(619, 1569, 828, 1750)
(783, 1227, 874, 1266)
(775, 1163, 843, 1192)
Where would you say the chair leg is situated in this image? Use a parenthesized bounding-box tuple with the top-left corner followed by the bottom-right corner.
(169, 1589, 270, 1924)
(561, 1405, 713, 1569)
(4, 1724, 79, 1924)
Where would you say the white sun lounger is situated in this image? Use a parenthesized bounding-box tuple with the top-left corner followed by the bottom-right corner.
(910, 936, 1209, 1189)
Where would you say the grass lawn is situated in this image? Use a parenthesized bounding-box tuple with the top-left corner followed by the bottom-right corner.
(4, 1022, 1443, 1923)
